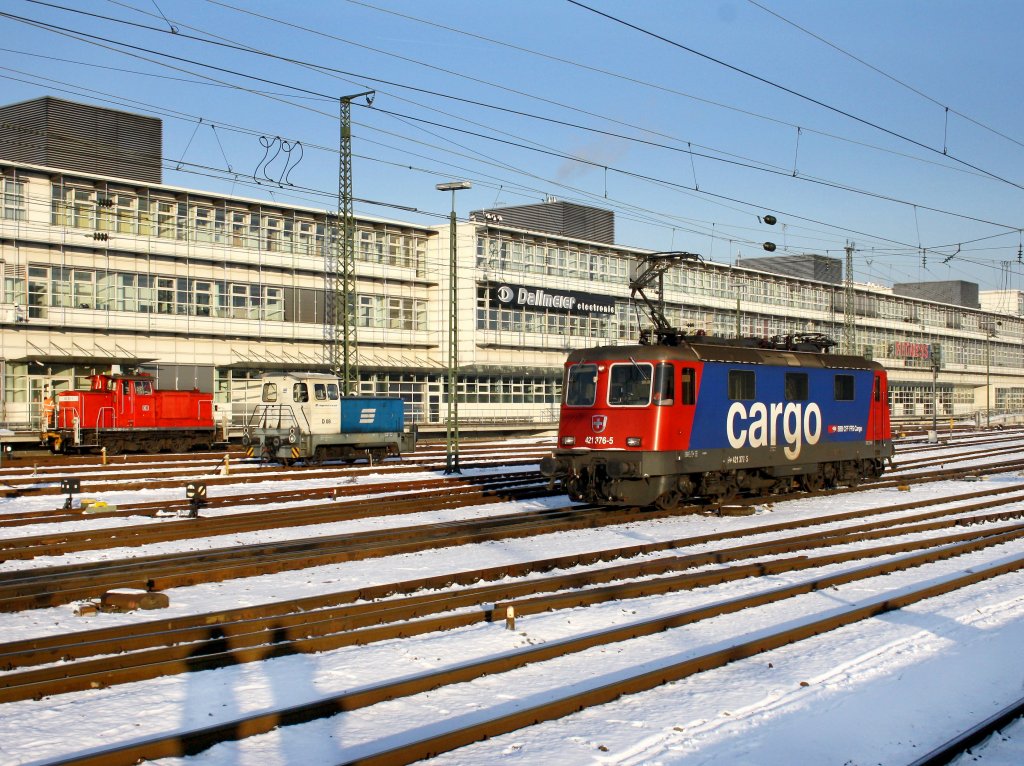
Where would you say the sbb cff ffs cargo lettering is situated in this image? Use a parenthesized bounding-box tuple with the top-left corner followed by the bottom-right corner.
(540, 336, 894, 509)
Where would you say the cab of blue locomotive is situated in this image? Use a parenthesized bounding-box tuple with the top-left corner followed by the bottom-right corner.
(540, 340, 893, 507)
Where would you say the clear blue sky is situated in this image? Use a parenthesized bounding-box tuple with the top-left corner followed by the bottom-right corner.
(3, 0, 1023, 291)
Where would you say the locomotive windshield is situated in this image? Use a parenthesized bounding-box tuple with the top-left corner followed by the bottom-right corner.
(313, 383, 340, 401)
(608, 362, 653, 406)
(565, 364, 598, 406)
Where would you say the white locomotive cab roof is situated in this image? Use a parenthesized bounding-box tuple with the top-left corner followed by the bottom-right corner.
(259, 371, 341, 380)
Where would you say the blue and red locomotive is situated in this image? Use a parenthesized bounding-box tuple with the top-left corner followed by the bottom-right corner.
(540, 333, 894, 508)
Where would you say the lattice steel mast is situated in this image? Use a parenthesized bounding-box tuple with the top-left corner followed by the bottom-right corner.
(325, 91, 374, 392)
(844, 241, 856, 355)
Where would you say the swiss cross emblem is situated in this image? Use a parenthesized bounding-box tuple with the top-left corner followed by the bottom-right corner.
(592, 415, 607, 433)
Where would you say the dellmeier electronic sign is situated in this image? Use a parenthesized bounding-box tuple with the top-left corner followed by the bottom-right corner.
(490, 283, 616, 316)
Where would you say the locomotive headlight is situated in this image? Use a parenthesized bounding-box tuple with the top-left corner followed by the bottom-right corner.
(561, 435, 576, 446)
(626, 437, 642, 447)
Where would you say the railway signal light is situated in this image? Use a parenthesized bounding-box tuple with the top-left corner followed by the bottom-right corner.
(60, 477, 81, 510)
(763, 242, 777, 252)
(185, 482, 207, 518)
(761, 214, 777, 225)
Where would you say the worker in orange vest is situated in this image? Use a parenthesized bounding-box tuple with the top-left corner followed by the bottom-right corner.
(41, 385, 56, 430)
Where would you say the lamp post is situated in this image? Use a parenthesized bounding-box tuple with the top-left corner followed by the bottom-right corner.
(436, 181, 471, 474)
(985, 321, 1002, 428)
(986, 333, 991, 428)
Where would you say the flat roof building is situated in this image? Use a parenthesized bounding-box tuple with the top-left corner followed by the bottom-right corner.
(0, 96, 162, 184)
(2, 97, 1024, 437)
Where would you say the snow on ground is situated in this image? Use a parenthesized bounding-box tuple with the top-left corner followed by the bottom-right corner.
(2, 440, 1024, 765)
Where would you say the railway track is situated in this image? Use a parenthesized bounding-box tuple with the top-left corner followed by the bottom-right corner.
(0, 448, 549, 497)
(19, 512, 1024, 765)
(4, 484, 1024, 698)
(908, 695, 1024, 766)
(0, 472, 546, 547)
(4, 438, 1024, 764)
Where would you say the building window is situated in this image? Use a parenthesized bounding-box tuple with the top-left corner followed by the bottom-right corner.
(156, 277, 175, 314)
(2, 178, 26, 220)
(193, 205, 213, 242)
(230, 210, 249, 248)
(28, 266, 48, 319)
(194, 281, 213, 316)
(73, 271, 94, 309)
(264, 215, 281, 251)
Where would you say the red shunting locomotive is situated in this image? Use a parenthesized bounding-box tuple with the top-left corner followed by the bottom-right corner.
(42, 373, 217, 454)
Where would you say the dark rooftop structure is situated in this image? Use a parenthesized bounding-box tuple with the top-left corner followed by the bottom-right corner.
(893, 280, 980, 309)
(470, 199, 614, 244)
(0, 96, 162, 183)
(736, 253, 843, 285)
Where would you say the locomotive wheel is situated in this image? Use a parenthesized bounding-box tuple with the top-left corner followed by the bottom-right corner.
(822, 463, 839, 489)
(654, 491, 680, 511)
(800, 473, 824, 492)
(305, 450, 323, 467)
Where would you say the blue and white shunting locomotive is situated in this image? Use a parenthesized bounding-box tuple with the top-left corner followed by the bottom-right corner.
(243, 372, 416, 465)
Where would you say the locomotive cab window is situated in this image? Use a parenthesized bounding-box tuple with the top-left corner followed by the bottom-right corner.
(314, 383, 327, 401)
(728, 369, 756, 401)
(785, 372, 808, 401)
(293, 383, 309, 402)
(680, 367, 696, 405)
(261, 383, 278, 402)
(835, 374, 855, 401)
(327, 383, 340, 400)
(874, 376, 882, 402)
(134, 380, 152, 395)
(653, 363, 674, 406)
(565, 363, 598, 407)
(608, 362, 652, 406)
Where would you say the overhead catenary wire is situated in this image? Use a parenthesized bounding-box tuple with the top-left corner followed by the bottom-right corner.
(8, 1, 1021, 248)
(565, 0, 1024, 193)
(745, 0, 1024, 153)
(2, 2, 1021, 279)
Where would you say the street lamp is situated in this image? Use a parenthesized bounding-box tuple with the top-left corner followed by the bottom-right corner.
(436, 180, 472, 474)
(985, 321, 1002, 428)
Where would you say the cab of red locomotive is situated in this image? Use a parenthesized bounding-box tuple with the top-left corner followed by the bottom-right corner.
(43, 373, 215, 453)
(540, 341, 893, 507)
